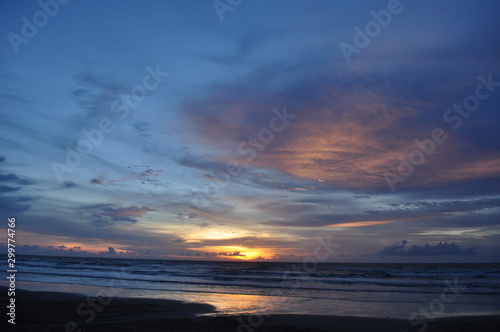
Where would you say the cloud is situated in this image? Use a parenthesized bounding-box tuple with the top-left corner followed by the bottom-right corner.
(198, 222, 224, 229)
(178, 39, 500, 191)
(0, 171, 34, 215)
(133, 121, 151, 137)
(0, 172, 32, 185)
(90, 215, 136, 226)
(90, 166, 166, 187)
(0, 185, 19, 192)
(103, 206, 154, 218)
(175, 153, 228, 174)
(177, 250, 217, 257)
(80, 204, 155, 226)
(71, 72, 129, 121)
(390, 198, 500, 214)
(13, 243, 134, 257)
(0, 1, 499, 263)
(63, 181, 78, 188)
(261, 197, 500, 228)
(90, 177, 105, 185)
(176, 205, 198, 222)
(0, 196, 33, 215)
(218, 251, 246, 257)
(188, 236, 300, 252)
(19, 244, 40, 251)
(376, 240, 476, 256)
(43, 71, 131, 153)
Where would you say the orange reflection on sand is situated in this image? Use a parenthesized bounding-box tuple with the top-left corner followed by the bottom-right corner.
(186, 292, 274, 315)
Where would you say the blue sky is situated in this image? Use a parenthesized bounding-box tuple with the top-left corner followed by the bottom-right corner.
(1, 0, 499, 262)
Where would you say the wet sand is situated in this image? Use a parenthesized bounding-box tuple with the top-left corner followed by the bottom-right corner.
(2, 287, 499, 331)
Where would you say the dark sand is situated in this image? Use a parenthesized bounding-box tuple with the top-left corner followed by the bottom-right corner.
(2, 287, 499, 331)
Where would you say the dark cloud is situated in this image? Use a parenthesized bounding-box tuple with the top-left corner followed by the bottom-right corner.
(14, 244, 122, 257)
(377, 240, 476, 256)
(175, 205, 197, 222)
(90, 177, 104, 185)
(71, 72, 129, 121)
(16, 212, 189, 258)
(400, 178, 500, 200)
(177, 250, 217, 257)
(0, 196, 33, 215)
(262, 197, 500, 228)
(175, 153, 228, 174)
(244, 169, 324, 193)
(89, 167, 165, 187)
(63, 181, 78, 188)
(91, 214, 136, 227)
(0, 173, 32, 185)
(188, 197, 234, 218)
(198, 223, 224, 229)
(80, 204, 154, 227)
(81, 203, 110, 210)
(391, 198, 500, 214)
(256, 201, 318, 216)
(133, 121, 151, 137)
(218, 251, 246, 257)
(0, 185, 19, 192)
(420, 213, 500, 228)
(102, 206, 154, 218)
(19, 244, 39, 250)
(0, 156, 5, 162)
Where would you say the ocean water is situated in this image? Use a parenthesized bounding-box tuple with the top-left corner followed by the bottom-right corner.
(1, 255, 500, 319)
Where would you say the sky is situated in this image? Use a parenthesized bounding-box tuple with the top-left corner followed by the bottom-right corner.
(0, 0, 499, 262)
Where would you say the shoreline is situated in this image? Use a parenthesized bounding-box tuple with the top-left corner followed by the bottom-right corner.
(2, 287, 499, 331)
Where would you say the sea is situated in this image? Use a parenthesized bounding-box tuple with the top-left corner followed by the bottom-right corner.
(1, 255, 500, 320)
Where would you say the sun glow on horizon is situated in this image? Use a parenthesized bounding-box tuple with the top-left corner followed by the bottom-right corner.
(208, 246, 274, 260)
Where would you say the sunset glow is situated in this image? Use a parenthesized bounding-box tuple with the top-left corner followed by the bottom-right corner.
(0, 0, 499, 264)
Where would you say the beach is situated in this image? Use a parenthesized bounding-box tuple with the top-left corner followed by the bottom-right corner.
(4, 257, 500, 318)
(1, 256, 500, 332)
(2, 287, 500, 332)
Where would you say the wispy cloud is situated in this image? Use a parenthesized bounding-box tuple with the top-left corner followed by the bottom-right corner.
(80, 204, 154, 226)
(376, 240, 476, 256)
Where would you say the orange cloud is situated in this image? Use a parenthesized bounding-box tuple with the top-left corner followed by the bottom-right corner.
(239, 86, 426, 189)
(184, 73, 500, 191)
(250, 93, 499, 189)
